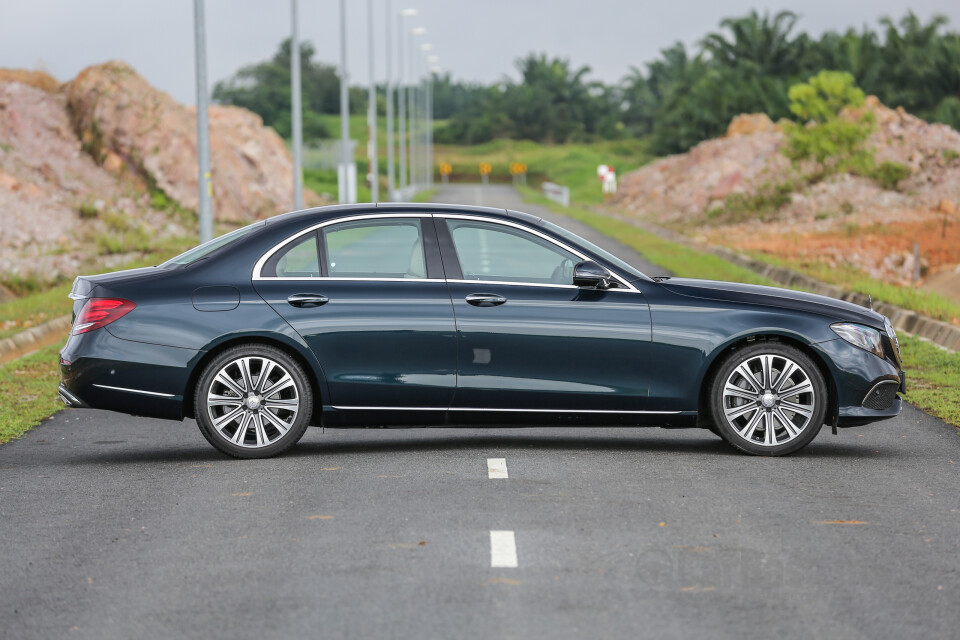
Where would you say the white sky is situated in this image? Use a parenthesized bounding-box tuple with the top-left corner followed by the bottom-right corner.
(1, 0, 958, 104)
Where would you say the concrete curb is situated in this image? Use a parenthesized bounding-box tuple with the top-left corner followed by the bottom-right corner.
(605, 213, 960, 353)
(0, 315, 71, 365)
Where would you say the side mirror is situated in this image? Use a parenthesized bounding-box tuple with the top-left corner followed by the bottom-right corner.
(573, 260, 613, 289)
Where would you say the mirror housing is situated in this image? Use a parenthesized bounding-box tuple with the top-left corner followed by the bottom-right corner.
(573, 260, 613, 289)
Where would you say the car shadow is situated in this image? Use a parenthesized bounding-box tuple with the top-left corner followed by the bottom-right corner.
(63, 429, 902, 465)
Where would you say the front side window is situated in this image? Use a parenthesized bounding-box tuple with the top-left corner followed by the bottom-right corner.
(447, 220, 579, 285)
(323, 218, 426, 279)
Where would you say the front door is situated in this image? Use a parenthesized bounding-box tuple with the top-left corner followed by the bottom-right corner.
(253, 215, 457, 409)
(437, 216, 652, 412)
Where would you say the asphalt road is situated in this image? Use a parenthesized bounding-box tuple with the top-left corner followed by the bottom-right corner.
(1, 185, 957, 639)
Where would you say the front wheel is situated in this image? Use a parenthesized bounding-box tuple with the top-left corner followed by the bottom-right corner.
(709, 343, 827, 456)
(194, 344, 313, 459)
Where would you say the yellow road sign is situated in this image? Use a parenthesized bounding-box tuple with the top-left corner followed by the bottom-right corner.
(509, 162, 527, 175)
(479, 162, 492, 175)
(439, 162, 452, 176)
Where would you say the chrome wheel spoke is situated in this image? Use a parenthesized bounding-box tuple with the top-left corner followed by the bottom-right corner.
(780, 399, 813, 417)
(238, 358, 255, 393)
(774, 407, 800, 439)
(781, 381, 813, 398)
(725, 402, 758, 421)
(723, 383, 757, 402)
(214, 406, 244, 430)
(263, 398, 298, 409)
(735, 364, 762, 392)
(215, 372, 245, 397)
(232, 412, 252, 444)
(774, 361, 798, 392)
(256, 361, 276, 392)
(261, 408, 291, 435)
(208, 394, 242, 407)
(738, 408, 764, 441)
(262, 375, 294, 399)
(252, 413, 268, 447)
(764, 411, 777, 445)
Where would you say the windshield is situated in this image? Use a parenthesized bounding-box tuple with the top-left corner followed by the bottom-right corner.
(161, 221, 265, 267)
(539, 220, 649, 281)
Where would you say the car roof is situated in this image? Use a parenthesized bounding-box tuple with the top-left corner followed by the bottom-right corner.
(264, 202, 542, 228)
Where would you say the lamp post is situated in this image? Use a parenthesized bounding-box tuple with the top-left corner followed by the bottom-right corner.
(384, 0, 394, 200)
(409, 27, 426, 190)
(290, 0, 304, 210)
(338, 0, 355, 203)
(193, 0, 213, 243)
(397, 9, 417, 196)
(419, 44, 432, 191)
(366, 0, 378, 202)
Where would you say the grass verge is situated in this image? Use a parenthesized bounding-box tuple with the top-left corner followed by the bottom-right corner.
(518, 185, 960, 428)
(0, 343, 63, 444)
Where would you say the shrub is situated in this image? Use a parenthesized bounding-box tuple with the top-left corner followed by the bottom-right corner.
(871, 161, 911, 191)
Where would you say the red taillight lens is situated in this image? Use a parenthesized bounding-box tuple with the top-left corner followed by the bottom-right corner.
(73, 298, 136, 335)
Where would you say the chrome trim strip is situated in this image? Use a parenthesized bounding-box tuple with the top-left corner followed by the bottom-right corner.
(253, 213, 427, 280)
(93, 384, 175, 398)
(259, 277, 447, 283)
(330, 405, 680, 414)
(447, 279, 578, 290)
(862, 379, 899, 407)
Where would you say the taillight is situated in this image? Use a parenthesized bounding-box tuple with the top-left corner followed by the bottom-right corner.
(73, 298, 136, 335)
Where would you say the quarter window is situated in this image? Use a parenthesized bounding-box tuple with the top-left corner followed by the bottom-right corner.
(447, 220, 579, 285)
(262, 233, 320, 278)
(323, 218, 426, 279)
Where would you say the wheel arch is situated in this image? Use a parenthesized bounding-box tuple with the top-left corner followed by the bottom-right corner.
(182, 333, 325, 426)
(696, 332, 838, 428)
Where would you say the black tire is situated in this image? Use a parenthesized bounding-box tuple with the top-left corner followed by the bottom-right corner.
(709, 342, 827, 456)
(194, 344, 313, 459)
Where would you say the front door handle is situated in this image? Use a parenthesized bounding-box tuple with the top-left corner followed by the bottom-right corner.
(287, 293, 329, 308)
(465, 293, 507, 307)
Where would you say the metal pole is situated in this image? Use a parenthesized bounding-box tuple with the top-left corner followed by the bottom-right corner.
(397, 19, 407, 193)
(366, 0, 378, 202)
(384, 0, 394, 200)
(193, 0, 213, 243)
(407, 31, 416, 190)
(339, 0, 351, 203)
(427, 69, 433, 189)
(290, 0, 304, 210)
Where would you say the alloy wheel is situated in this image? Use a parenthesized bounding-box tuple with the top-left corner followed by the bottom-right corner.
(721, 353, 816, 447)
(206, 356, 300, 448)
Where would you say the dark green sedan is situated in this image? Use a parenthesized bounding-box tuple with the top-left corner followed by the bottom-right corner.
(58, 203, 905, 458)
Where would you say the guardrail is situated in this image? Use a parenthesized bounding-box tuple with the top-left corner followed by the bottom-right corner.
(542, 182, 570, 207)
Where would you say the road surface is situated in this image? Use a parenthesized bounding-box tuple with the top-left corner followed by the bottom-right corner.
(0, 185, 957, 639)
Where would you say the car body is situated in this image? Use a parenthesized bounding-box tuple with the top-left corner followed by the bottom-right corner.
(58, 203, 905, 457)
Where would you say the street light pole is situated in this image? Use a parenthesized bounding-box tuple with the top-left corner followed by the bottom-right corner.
(193, 0, 213, 243)
(409, 27, 425, 190)
(384, 0, 394, 200)
(338, 0, 352, 203)
(290, 0, 304, 210)
(366, 0, 378, 202)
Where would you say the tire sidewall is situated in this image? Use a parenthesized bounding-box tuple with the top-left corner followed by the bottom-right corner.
(194, 344, 313, 459)
(710, 342, 827, 456)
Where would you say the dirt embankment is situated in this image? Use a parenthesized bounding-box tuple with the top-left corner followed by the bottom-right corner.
(612, 99, 960, 289)
(0, 62, 321, 287)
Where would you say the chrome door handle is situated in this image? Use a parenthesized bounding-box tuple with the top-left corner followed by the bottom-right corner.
(465, 293, 507, 307)
(287, 293, 329, 308)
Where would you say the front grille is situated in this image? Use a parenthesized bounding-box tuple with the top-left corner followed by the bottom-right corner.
(863, 381, 899, 410)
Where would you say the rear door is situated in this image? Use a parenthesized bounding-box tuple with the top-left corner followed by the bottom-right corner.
(253, 214, 457, 409)
(437, 215, 653, 412)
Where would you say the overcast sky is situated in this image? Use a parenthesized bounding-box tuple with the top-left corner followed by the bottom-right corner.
(2, 0, 958, 104)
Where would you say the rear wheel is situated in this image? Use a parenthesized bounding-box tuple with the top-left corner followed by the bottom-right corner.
(194, 344, 313, 459)
(709, 342, 827, 456)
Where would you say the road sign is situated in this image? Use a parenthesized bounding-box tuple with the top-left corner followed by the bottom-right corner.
(509, 162, 526, 175)
(439, 162, 452, 175)
(479, 163, 492, 175)
(597, 164, 617, 197)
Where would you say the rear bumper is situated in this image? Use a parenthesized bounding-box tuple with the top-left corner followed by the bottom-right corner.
(59, 328, 199, 420)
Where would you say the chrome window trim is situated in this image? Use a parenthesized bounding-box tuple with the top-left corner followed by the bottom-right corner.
(252, 211, 640, 293)
(93, 384, 175, 398)
(330, 405, 680, 414)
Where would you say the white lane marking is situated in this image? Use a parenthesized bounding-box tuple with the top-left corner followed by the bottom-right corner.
(490, 530, 518, 568)
(487, 458, 508, 479)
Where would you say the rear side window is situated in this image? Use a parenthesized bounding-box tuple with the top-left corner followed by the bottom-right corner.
(323, 219, 426, 279)
(261, 233, 320, 278)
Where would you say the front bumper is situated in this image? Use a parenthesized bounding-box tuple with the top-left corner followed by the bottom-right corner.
(815, 338, 905, 427)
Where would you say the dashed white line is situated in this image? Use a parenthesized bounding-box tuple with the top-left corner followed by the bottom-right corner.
(490, 530, 518, 568)
(487, 458, 508, 479)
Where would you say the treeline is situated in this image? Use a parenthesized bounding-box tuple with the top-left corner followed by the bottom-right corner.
(213, 10, 960, 155)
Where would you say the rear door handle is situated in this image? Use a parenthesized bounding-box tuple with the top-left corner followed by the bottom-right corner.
(465, 293, 507, 307)
(287, 293, 329, 308)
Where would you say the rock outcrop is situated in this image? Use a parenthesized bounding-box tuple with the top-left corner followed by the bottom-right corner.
(611, 99, 960, 286)
(0, 62, 321, 285)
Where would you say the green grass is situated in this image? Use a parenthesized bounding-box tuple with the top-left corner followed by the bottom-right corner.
(747, 252, 960, 325)
(516, 185, 960, 429)
(517, 186, 775, 285)
(900, 335, 960, 427)
(0, 343, 64, 444)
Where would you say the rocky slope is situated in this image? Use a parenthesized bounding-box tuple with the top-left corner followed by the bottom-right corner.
(0, 62, 320, 288)
(612, 99, 960, 287)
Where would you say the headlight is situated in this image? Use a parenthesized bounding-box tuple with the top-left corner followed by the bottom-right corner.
(831, 322, 884, 358)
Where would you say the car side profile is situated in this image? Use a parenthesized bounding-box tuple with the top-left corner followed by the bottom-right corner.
(58, 203, 905, 458)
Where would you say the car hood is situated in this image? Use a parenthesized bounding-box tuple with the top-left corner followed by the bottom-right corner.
(659, 278, 886, 328)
